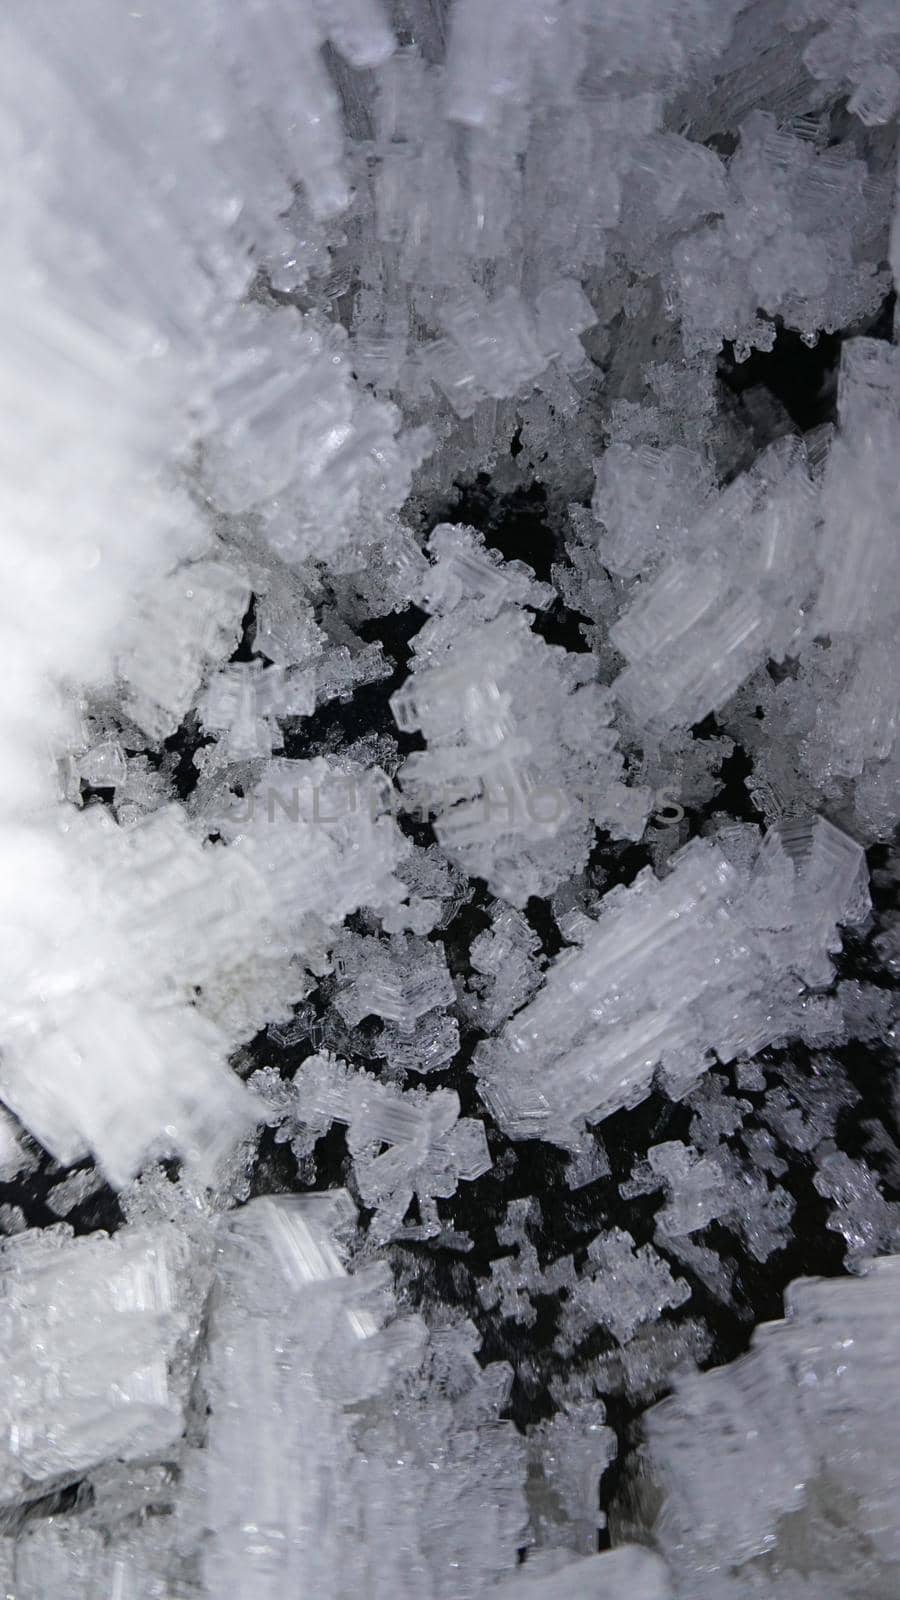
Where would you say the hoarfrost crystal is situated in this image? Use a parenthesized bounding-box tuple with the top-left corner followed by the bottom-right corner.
(2, 0, 899, 1594)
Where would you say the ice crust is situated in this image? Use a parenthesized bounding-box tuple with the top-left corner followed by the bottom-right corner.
(1, 0, 900, 1593)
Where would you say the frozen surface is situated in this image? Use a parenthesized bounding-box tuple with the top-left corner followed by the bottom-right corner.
(1, 0, 899, 1592)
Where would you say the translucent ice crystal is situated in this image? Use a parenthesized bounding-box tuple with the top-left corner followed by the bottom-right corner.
(424, 284, 595, 418)
(392, 543, 637, 902)
(258, 1051, 491, 1242)
(184, 1194, 527, 1598)
(646, 1255, 900, 1595)
(0, 1220, 209, 1505)
(610, 436, 820, 731)
(801, 1, 900, 126)
(477, 822, 868, 1142)
(202, 305, 428, 563)
(667, 113, 890, 355)
(13, 1519, 180, 1600)
(555, 1229, 691, 1353)
(199, 661, 316, 760)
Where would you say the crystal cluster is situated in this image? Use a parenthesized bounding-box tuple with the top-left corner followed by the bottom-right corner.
(1, 0, 899, 1594)
(476, 819, 868, 1144)
(645, 1255, 900, 1597)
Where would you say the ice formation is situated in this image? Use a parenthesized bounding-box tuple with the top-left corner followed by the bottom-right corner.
(644, 1254, 900, 1596)
(476, 818, 869, 1143)
(1, 0, 900, 1593)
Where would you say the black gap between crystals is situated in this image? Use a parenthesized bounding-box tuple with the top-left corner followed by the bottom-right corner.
(0, 1149, 124, 1239)
(719, 323, 841, 433)
(717, 287, 896, 435)
(428, 473, 594, 655)
(442, 476, 560, 583)
(283, 602, 429, 766)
